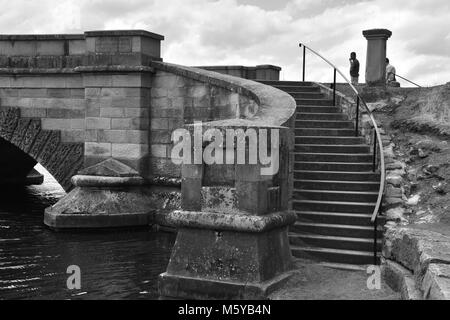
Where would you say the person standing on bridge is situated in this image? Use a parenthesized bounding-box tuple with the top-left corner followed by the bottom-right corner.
(349, 52, 360, 85)
(386, 58, 396, 84)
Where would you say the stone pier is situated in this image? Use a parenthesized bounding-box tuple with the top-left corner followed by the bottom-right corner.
(363, 28, 392, 86)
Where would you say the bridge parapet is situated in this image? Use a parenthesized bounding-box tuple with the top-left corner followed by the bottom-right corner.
(150, 62, 297, 299)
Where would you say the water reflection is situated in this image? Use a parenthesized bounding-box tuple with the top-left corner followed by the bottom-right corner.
(0, 165, 175, 300)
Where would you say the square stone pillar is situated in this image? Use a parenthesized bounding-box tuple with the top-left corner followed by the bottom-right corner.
(84, 30, 164, 63)
(159, 124, 296, 299)
(363, 29, 392, 86)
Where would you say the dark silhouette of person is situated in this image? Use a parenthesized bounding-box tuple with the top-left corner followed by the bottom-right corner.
(349, 52, 360, 85)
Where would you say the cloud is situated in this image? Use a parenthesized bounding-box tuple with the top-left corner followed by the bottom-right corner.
(0, 0, 448, 86)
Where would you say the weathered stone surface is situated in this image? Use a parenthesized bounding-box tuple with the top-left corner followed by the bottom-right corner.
(385, 207, 406, 221)
(385, 185, 403, 198)
(383, 227, 450, 277)
(159, 223, 295, 299)
(406, 194, 420, 206)
(44, 185, 156, 229)
(386, 174, 403, 187)
(78, 158, 139, 177)
(201, 186, 236, 214)
(382, 259, 422, 300)
(164, 210, 296, 233)
(422, 263, 450, 300)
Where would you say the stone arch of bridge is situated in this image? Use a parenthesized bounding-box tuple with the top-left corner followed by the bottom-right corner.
(0, 108, 84, 191)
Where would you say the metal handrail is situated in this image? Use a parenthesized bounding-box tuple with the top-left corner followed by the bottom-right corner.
(393, 73, 422, 88)
(299, 43, 386, 264)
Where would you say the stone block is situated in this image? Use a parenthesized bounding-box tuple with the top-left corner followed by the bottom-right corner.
(41, 118, 84, 130)
(151, 97, 171, 109)
(422, 263, 450, 300)
(148, 157, 181, 177)
(19, 108, 47, 118)
(85, 129, 98, 142)
(151, 118, 169, 130)
(98, 130, 148, 144)
(100, 107, 125, 118)
(18, 88, 48, 98)
(85, 88, 102, 97)
(151, 144, 168, 158)
(46, 109, 85, 119)
(85, 142, 111, 157)
(61, 130, 85, 143)
(46, 88, 72, 98)
(111, 143, 148, 159)
(70, 89, 86, 98)
(236, 180, 268, 215)
(150, 130, 171, 144)
(125, 108, 148, 118)
(181, 178, 202, 211)
(86, 117, 111, 130)
(83, 74, 113, 87)
(111, 118, 147, 130)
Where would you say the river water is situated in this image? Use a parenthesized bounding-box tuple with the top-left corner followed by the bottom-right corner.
(0, 165, 175, 300)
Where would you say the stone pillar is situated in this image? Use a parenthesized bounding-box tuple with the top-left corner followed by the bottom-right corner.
(363, 29, 392, 86)
(158, 124, 296, 299)
(44, 30, 165, 229)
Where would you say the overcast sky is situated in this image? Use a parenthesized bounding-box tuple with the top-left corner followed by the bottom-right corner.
(0, 0, 448, 86)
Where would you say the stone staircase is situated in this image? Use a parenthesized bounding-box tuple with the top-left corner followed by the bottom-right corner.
(259, 80, 384, 265)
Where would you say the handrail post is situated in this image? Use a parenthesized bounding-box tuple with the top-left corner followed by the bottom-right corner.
(332, 68, 336, 106)
(355, 96, 360, 137)
(373, 130, 377, 172)
(373, 216, 378, 265)
(302, 45, 306, 82)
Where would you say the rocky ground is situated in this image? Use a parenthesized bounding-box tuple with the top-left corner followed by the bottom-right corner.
(365, 83, 450, 299)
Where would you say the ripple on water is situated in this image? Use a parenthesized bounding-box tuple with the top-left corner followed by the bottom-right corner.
(0, 166, 175, 300)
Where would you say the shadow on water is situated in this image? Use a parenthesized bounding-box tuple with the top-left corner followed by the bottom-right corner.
(0, 177, 175, 300)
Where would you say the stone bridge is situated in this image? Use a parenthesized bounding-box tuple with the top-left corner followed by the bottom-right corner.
(0, 29, 299, 299)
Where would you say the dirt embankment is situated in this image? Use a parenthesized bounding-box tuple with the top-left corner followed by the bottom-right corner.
(366, 83, 450, 233)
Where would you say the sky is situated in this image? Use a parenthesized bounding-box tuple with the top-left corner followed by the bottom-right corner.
(0, 0, 448, 87)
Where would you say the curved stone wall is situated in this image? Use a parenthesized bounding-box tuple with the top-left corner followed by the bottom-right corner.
(148, 61, 296, 183)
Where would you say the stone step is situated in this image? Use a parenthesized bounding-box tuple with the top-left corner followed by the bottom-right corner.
(277, 86, 321, 93)
(295, 152, 373, 163)
(258, 80, 314, 86)
(295, 136, 365, 145)
(297, 106, 341, 113)
(295, 120, 354, 129)
(293, 189, 379, 202)
(296, 112, 347, 120)
(294, 161, 373, 172)
(296, 211, 384, 226)
(289, 234, 382, 252)
(294, 170, 380, 182)
(289, 92, 326, 99)
(295, 128, 355, 136)
(291, 222, 382, 238)
(295, 144, 370, 153)
(294, 179, 380, 191)
(296, 98, 334, 106)
(293, 199, 376, 213)
(291, 245, 379, 265)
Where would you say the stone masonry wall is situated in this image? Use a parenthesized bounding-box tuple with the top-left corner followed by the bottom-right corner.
(0, 30, 164, 187)
(0, 72, 86, 143)
(149, 69, 256, 180)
